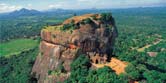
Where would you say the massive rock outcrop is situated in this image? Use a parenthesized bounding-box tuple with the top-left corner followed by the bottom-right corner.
(31, 13, 118, 83)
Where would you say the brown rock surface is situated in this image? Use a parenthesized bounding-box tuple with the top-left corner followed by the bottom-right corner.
(32, 13, 118, 83)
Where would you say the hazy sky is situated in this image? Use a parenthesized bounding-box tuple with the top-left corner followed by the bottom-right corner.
(0, 0, 166, 13)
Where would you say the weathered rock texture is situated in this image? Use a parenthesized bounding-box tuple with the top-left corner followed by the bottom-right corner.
(32, 13, 118, 83)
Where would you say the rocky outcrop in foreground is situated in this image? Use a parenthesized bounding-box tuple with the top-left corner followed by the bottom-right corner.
(31, 13, 118, 83)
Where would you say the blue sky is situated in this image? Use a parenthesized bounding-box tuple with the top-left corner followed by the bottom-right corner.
(0, 0, 166, 13)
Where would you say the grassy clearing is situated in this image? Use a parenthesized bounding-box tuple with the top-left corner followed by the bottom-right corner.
(0, 38, 38, 57)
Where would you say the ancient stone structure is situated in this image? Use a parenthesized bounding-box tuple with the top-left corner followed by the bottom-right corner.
(31, 13, 118, 83)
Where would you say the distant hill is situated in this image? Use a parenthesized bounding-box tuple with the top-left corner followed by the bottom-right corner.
(0, 8, 42, 18)
(10, 8, 41, 16)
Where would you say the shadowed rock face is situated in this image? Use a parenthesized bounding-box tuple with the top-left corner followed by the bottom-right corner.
(32, 13, 118, 83)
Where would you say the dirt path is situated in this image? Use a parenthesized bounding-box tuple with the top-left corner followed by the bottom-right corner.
(137, 39, 162, 52)
(92, 58, 128, 75)
(92, 58, 139, 83)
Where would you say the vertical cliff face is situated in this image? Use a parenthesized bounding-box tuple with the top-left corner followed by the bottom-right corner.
(31, 13, 118, 83)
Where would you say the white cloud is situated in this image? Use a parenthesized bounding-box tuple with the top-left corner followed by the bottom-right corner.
(27, 3, 32, 9)
(49, 4, 61, 8)
(76, 0, 102, 9)
(27, 4, 32, 7)
(49, 4, 62, 8)
(48, 3, 63, 9)
(77, 0, 89, 2)
(0, 3, 22, 13)
(78, 0, 100, 3)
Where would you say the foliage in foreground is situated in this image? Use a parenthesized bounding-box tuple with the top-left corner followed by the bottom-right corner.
(0, 47, 38, 83)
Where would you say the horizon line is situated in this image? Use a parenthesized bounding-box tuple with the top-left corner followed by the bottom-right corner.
(0, 6, 165, 14)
